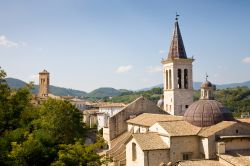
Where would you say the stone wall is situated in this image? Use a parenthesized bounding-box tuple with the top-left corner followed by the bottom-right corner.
(170, 136, 200, 164)
(107, 97, 166, 141)
(126, 138, 145, 166)
(145, 150, 170, 166)
(163, 59, 193, 115)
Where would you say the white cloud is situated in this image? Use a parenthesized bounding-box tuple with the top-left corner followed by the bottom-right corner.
(0, 35, 25, 48)
(116, 65, 133, 73)
(29, 74, 39, 84)
(147, 65, 162, 73)
(159, 49, 167, 54)
(242, 57, 250, 64)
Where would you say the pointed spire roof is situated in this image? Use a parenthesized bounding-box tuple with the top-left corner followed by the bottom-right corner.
(167, 15, 187, 60)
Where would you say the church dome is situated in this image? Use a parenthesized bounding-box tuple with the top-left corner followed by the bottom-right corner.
(201, 80, 213, 88)
(183, 100, 234, 127)
(157, 98, 164, 108)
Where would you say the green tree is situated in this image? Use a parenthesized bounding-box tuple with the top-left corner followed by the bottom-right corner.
(52, 141, 101, 166)
(34, 99, 84, 144)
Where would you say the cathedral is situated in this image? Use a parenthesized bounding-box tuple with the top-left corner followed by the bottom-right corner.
(104, 16, 250, 166)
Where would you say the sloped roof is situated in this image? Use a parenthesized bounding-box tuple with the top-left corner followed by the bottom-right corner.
(178, 159, 223, 166)
(83, 109, 98, 114)
(158, 121, 201, 136)
(127, 113, 181, 127)
(219, 150, 250, 166)
(167, 19, 187, 60)
(237, 118, 250, 123)
(94, 102, 126, 108)
(198, 121, 236, 137)
(133, 132, 169, 150)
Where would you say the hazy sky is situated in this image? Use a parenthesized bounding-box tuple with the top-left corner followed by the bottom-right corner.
(1, 0, 250, 92)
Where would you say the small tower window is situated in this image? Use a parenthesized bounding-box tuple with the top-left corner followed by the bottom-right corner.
(178, 69, 182, 89)
(169, 70, 172, 89)
(132, 143, 137, 161)
(184, 69, 188, 89)
(166, 70, 169, 89)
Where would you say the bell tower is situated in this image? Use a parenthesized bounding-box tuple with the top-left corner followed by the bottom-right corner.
(39, 69, 50, 97)
(161, 15, 194, 115)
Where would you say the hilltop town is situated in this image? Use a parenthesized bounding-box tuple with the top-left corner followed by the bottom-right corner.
(4, 0, 250, 164)
(1, 14, 250, 166)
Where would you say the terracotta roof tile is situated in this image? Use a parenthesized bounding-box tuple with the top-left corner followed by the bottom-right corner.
(133, 132, 169, 150)
(158, 121, 201, 136)
(198, 121, 236, 137)
(178, 159, 223, 166)
(127, 113, 181, 127)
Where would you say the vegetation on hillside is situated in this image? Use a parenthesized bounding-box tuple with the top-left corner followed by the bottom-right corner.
(107, 86, 250, 117)
(0, 68, 105, 166)
(106, 87, 163, 103)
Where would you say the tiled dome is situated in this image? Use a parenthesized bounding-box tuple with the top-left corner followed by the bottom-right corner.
(183, 100, 234, 127)
(201, 80, 213, 88)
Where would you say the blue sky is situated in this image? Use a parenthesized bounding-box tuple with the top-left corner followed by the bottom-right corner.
(1, 0, 250, 92)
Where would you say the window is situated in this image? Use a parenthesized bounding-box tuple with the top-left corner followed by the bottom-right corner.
(178, 69, 182, 89)
(169, 70, 172, 89)
(185, 105, 189, 109)
(236, 130, 239, 134)
(132, 143, 137, 161)
(183, 153, 191, 160)
(166, 70, 169, 89)
(184, 69, 188, 89)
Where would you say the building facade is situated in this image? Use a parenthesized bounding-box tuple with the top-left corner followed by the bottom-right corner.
(162, 16, 194, 115)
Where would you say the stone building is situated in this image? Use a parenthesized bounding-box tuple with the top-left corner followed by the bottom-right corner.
(104, 16, 250, 166)
(82, 109, 98, 128)
(38, 69, 50, 97)
(125, 81, 250, 166)
(161, 16, 194, 116)
(96, 102, 125, 130)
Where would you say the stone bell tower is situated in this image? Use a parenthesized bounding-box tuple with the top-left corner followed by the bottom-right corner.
(39, 69, 50, 97)
(161, 15, 194, 115)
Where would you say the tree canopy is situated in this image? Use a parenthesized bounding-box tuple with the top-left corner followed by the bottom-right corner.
(0, 67, 103, 166)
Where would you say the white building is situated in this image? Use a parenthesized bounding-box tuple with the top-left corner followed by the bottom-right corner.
(97, 103, 125, 130)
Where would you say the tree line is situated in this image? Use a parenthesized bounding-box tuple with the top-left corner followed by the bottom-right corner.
(108, 86, 250, 117)
(0, 67, 105, 166)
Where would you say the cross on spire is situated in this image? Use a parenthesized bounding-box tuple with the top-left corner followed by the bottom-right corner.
(175, 12, 180, 21)
(205, 73, 208, 81)
(167, 13, 187, 60)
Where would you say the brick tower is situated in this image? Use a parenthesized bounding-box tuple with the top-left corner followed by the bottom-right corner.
(39, 69, 50, 97)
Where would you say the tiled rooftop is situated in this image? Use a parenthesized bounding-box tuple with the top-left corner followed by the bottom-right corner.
(133, 132, 169, 150)
(127, 113, 181, 127)
(158, 121, 201, 136)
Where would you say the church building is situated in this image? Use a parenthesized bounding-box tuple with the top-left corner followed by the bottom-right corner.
(161, 15, 194, 116)
(104, 16, 250, 166)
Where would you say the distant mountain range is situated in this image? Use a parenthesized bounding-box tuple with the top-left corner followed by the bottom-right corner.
(139, 81, 250, 91)
(5, 77, 250, 99)
(5, 78, 129, 99)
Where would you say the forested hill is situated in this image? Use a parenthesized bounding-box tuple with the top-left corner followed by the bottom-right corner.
(139, 81, 250, 91)
(5, 78, 129, 99)
(5, 78, 87, 97)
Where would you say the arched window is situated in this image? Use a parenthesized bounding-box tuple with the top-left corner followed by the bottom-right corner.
(169, 70, 172, 89)
(132, 143, 137, 161)
(166, 70, 168, 89)
(184, 69, 188, 89)
(178, 69, 182, 89)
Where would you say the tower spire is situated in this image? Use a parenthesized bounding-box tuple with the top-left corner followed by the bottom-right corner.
(167, 14, 187, 60)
